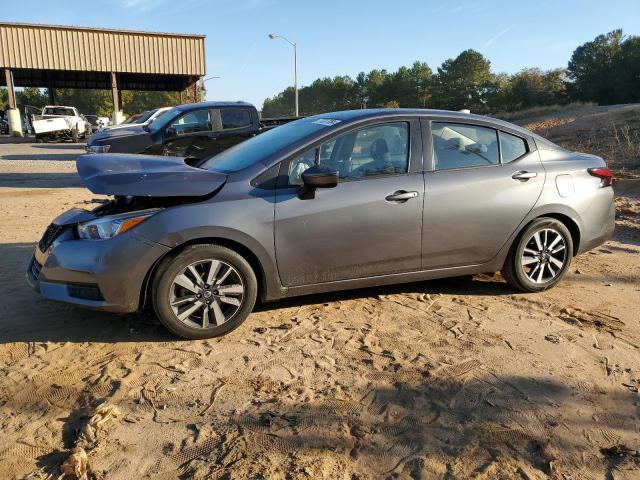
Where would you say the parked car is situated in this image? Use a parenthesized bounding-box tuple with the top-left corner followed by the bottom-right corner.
(85, 101, 293, 160)
(28, 109, 615, 339)
(32, 105, 89, 143)
(99, 107, 170, 132)
(0, 116, 8, 135)
(84, 115, 110, 133)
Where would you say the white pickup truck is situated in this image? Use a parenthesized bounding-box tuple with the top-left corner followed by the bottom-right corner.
(33, 106, 90, 143)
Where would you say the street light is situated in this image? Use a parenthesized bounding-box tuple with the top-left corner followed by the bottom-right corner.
(268, 33, 298, 117)
(198, 76, 221, 102)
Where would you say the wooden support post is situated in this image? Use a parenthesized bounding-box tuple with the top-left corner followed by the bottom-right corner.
(193, 81, 198, 103)
(48, 88, 55, 105)
(110, 72, 124, 124)
(4, 68, 22, 136)
(110, 72, 119, 112)
(4, 69, 17, 109)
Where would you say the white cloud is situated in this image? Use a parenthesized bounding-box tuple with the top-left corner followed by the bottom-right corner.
(120, 0, 169, 12)
(481, 27, 511, 50)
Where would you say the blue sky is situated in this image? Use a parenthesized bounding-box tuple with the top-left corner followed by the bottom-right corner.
(4, 0, 640, 109)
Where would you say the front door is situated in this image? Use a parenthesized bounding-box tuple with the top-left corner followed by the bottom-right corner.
(274, 120, 424, 287)
(162, 107, 217, 159)
(422, 120, 546, 269)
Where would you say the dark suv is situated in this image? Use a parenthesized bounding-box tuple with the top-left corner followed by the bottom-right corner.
(86, 101, 263, 160)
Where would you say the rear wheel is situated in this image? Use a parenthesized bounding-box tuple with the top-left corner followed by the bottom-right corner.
(152, 244, 257, 339)
(502, 217, 573, 292)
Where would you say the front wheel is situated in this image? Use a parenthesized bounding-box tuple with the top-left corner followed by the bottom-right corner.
(152, 244, 257, 339)
(501, 218, 573, 292)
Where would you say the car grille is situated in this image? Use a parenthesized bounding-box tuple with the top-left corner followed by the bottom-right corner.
(38, 224, 64, 251)
(28, 256, 42, 282)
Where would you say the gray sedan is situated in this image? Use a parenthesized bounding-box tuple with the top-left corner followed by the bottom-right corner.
(28, 109, 615, 339)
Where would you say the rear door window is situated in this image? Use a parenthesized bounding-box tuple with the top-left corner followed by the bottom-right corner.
(221, 108, 252, 129)
(431, 122, 499, 170)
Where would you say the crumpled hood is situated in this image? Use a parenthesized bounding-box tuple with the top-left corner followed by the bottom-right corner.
(76, 153, 227, 197)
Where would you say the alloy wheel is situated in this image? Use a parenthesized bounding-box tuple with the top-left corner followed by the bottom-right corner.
(520, 228, 567, 284)
(169, 259, 245, 329)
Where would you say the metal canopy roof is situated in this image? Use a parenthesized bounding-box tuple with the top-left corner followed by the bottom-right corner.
(0, 22, 205, 91)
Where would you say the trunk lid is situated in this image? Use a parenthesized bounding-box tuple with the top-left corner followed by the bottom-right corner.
(76, 153, 227, 197)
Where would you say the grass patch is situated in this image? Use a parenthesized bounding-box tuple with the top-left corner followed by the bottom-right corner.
(494, 102, 595, 122)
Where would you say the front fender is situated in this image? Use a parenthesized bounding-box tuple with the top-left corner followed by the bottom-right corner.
(133, 190, 284, 301)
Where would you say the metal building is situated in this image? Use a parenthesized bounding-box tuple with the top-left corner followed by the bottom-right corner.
(0, 22, 206, 135)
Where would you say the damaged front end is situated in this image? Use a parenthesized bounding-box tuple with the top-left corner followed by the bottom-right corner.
(72, 152, 228, 232)
(38, 153, 227, 244)
(27, 152, 226, 312)
(77, 153, 227, 198)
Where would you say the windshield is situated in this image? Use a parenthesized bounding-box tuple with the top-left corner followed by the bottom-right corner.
(136, 109, 158, 124)
(147, 107, 181, 133)
(199, 117, 334, 173)
(122, 115, 140, 124)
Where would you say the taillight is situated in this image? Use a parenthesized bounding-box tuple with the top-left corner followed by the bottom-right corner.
(588, 167, 613, 187)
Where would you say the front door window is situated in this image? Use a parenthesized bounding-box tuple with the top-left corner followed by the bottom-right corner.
(287, 122, 409, 186)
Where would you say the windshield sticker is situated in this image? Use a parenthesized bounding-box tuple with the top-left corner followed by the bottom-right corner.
(312, 118, 342, 126)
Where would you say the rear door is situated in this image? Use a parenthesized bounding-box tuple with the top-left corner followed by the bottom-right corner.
(274, 118, 424, 286)
(201, 107, 257, 157)
(421, 118, 545, 269)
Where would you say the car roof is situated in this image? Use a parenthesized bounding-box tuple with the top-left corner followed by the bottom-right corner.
(310, 108, 540, 139)
(175, 101, 253, 113)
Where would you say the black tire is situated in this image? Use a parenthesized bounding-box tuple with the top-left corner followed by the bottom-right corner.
(35, 134, 44, 143)
(502, 217, 573, 293)
(152, 244, 257, 339)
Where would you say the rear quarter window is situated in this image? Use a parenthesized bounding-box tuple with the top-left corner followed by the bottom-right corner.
(499, 131, 528, 163)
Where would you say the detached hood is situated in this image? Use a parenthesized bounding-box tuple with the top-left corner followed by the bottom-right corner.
(76, 153, 227, 197)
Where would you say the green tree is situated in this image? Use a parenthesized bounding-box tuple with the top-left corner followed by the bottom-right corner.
(0, 88, 8, 110)
(502, 68, 567, 110)
(567, 30, 624, 104)
(53, 89, 113, 116)
(613, 35, 640, 103)
(410, 61, 433, 107)
(431, 49, 493, 112)
(122, 90, 182, 115)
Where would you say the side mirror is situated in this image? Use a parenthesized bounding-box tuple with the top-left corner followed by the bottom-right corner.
(299, 164, 338, 199)
(166, 126, 178, 138)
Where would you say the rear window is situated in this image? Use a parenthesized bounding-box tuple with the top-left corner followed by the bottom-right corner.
(43, 107, 76, 116)
(221, 109, 252, 129)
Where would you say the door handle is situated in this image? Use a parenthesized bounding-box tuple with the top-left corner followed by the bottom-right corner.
(385, 190, 419, 202)
(512, 171, 537, 181)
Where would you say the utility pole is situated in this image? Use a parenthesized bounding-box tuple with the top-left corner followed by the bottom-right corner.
(268, 33, 299, 117)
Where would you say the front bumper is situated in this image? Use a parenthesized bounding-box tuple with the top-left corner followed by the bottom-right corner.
(27, 224, 170, 313)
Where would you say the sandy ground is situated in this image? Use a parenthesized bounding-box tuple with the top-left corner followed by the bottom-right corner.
(0, 139, 639, 480)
